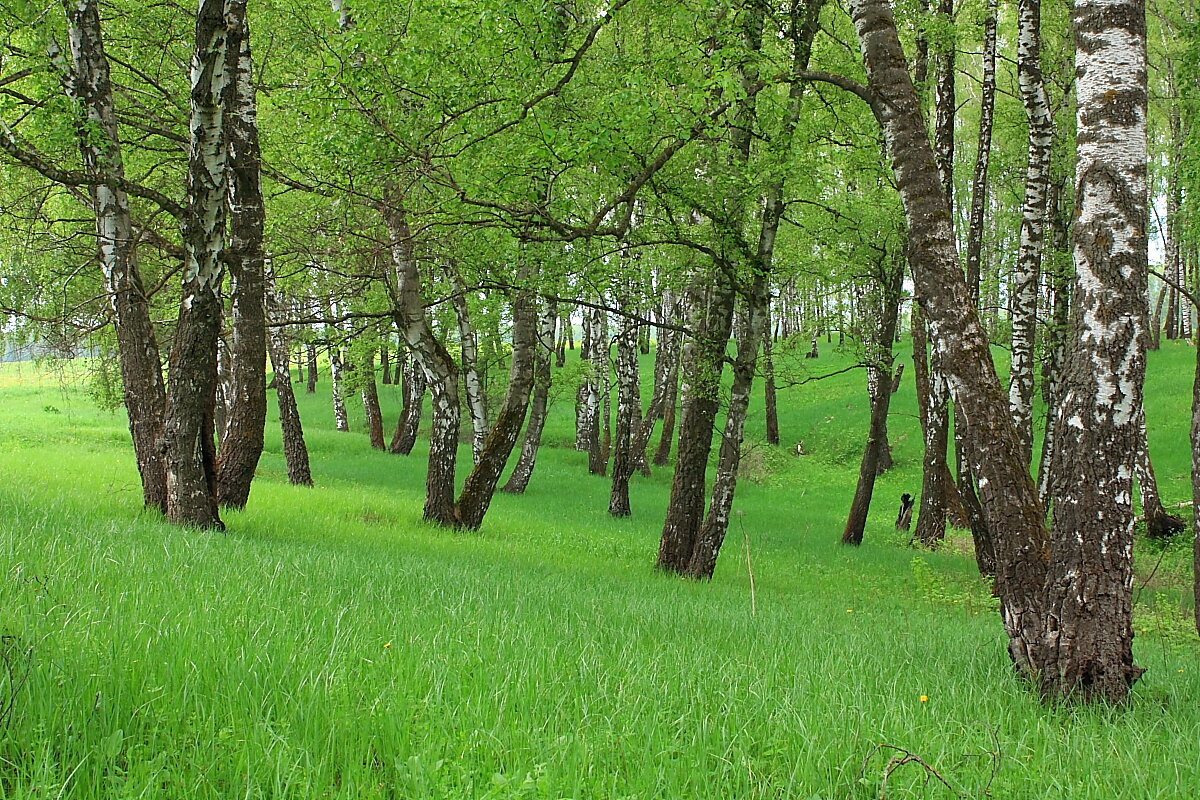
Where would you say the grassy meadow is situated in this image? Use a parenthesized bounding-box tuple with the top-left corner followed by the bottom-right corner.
(0, 339, 1197, 799)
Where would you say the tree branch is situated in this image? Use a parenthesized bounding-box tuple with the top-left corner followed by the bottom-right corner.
(0, 121, 185, 218)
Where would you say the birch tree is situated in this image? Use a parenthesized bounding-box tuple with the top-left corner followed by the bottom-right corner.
(1009, 0, 1056, 466)
(162, 0, 239, 529)
(1042, 0, 1150, 701)
(57, 0, 168, 512)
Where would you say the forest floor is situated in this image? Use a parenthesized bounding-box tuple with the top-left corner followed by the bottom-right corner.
(0, 339, 1197, 799)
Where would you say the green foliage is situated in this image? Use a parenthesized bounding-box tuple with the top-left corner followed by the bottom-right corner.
(83, 347, 125, 412)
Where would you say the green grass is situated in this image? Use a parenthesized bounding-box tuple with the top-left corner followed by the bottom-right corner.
(0, 341, 1197, 799)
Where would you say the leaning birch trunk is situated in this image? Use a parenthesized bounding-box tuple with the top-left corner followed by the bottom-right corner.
(656, 277, 736, 572)
(454, 271, 539, 530)
(445, 263, 489, 464)
(827, 0, 1050, 677)
(62, 0, 168, 512)
(1009, 0, 1055, 466)
(842, 264, 903, 547)
(215, 5, 267, 509)
(503, 300, 556, 494)
(265, 272, 312, 486)
(687, 269, 774, 578)
(163, 0, 234, 529)
(384, 204, 460, 526)
(389, 349, 426, 456)
(1042, 0, 1149, 702)
(963, 0, 997, 302)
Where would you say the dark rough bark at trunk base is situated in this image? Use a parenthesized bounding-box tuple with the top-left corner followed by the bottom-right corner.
(454, 287, 538, 530)
(423, 373, 460, 526)
(842, 265, 903, 546)
(362, 374, 387, 451)
(164, 288, 225, 531)
(214, 5, 267, 511)
(1145, 508, 1186, 539)
(1038, 0, 1149, 703)
(390, 356, 425, 456)
(269, 344, 312, 487)
(62, 0, 168, 513)
(503, 302, 556, 495)
(657, 282, 736, 573)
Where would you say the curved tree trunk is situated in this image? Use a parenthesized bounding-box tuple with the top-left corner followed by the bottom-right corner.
(384, 203, 460, 526)
(840, 0, 1050, 678)
(62, 0, 168, 513)
(455, 274, 539, 530)
(361, 350, 386, 451)
(266, 273, 312, 487)
(842, 262, 903, 546)
(389, 349, 426, 456)
(215, 7, 267, 509)
(503, 301, 556, 494)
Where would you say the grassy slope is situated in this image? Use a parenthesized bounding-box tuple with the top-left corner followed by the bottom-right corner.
(0, 341, 1196, 799)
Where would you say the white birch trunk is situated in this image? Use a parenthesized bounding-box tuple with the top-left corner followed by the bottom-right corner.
(1009, 0, 1055, 466)
(1043, 0, 1149, 702)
